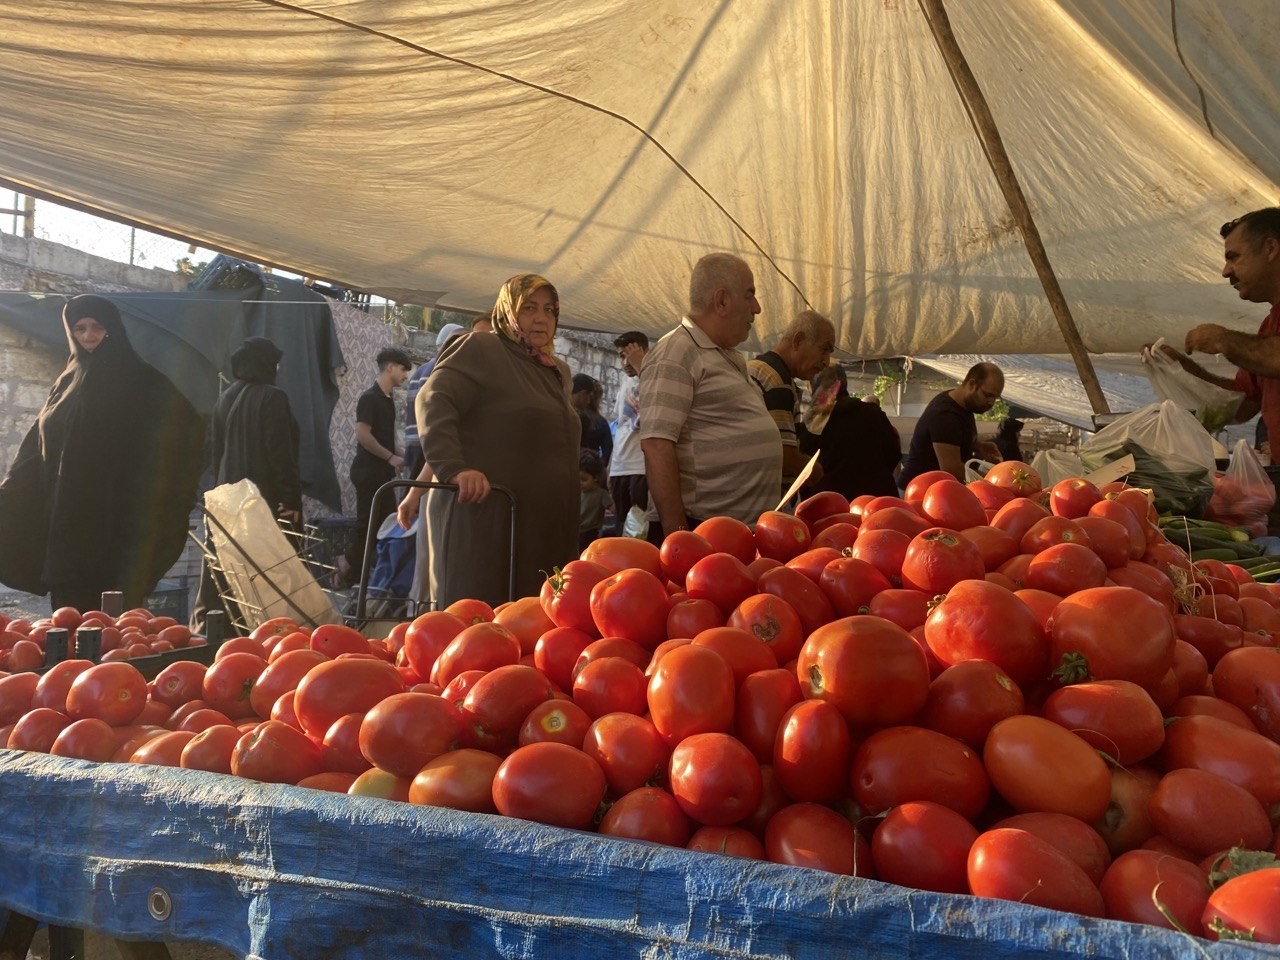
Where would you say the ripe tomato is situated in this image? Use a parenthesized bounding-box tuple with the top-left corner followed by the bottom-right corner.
(852, 725, 989, 819)
(307, 624, 370, 658)
(408, 748, 502, 812)
(493, 741, 607, 829)
(598, 786, 691, 846)
(359, 692, 465, 776)
(202, 651, 268, 719)
(348, 768, 413, 801)
(734, 668, 802, 764)
(850, 529, 911, 587)
(967, 828, 1103, 917)
(319, 713, 372, 774)
(657, 530, 715, 588)
(984, 715, 1111, 822)
(1088, 499, 1147, 560)
(857, 506, 930, 540)
(666, 599, 725, 642)
(1049, 477, 1102, 519)
(1019, 516, 1093, 555)
(727, 594, 803, 667)
(539, 560, 609, 636)
(756, 566, 835, 635)
(1093, 764, 1160, 856)
(668, 732, 762, 826)
(248, 649, 327, 719)
(1202, 868, 1280, 942)
(1072, 515, 1130, 570)
(175, 707, 236, 733)
(753, 510, 811, 563)
(690, 627, 774, 688)
(231, 720, 323, 784)
(492, 596, 556, 654)
(129, 730, 197, 767)
(785, 547, 841, 584)
(990, 496, 1051, 543)
(991, 811, 1111, 886)
(292, 657, 405, 740)
(180, 724, 242, 774)
(795, 490, 851, 529)
(1148, 768, 1273, 857)
(924, 580, 1046, 688)
(765, 803, 874, 877)
(7, 707, 73, 752)
(582, 712, 670, 795)
(573, 657, 648, 719)
(30, 659, 94, 713)
(1040, 679, 1164, 765)
(518, 698, 591, 748)
(573, 636, 648, 681)
(1049, 586, 1174, 691)
(903, 470, 955, 502)
(915, 659, 1025, 748)
(686, 552, 758, 617)
(691, 517, 756, 564)
(1167, 694, 1255, 731)
(459, 662, 555, 751)
(49, 717, 118, 761)
(401, 611, 467, 681)
(866, 588, 930, 631)
(443, 598, 495, 624)
(1161, 713, 1280, 807)
(296, 772, 359, 793)
(817, 557, 892, 620)
(687, 826, 765, 859)
(957, 525, 1018, 571)
(872, 800, 978, 894)
(431, 622, 521, 687)
(920, 480, 986, 531)
(215, 636, 269, 661)
(1100, 850, 1208, 936)
(580, 536, 663, 578)
(1023, 542, 1107, 595)
(1211, 645, 1280, 740)
(810, 521, 859, 553)
(589, 568, 670, 650)
(900, 528, 984, 594)
(986, 461, 1042, 496)
(646, 643, 734, 745)
(65, 662, 147, 726)
(531, 626, 593, 693)
(773, 699, 851, 804)
(248, 617, 299, 645)
(1173, 613, 1244, 668)
(798, 615, 929, 728)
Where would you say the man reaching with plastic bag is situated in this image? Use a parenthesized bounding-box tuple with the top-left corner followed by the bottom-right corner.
(1157, 208, 1280, 441)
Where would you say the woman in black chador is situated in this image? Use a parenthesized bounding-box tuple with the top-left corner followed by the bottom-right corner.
(0, 295, 205, 612)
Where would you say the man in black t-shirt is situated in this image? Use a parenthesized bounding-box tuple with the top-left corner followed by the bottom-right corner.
(900, 362, 1004, 487)
(339, 346, 413, 584)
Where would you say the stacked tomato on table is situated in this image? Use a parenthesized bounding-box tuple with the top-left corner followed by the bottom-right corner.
(0, 605, 205, 671)
(3, 462, 1280, 944)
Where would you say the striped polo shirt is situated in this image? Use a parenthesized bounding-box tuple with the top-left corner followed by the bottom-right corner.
(639, 317, 783, 524)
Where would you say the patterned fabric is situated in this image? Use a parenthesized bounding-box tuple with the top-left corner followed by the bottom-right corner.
(748, 349, 800, 449)
(638, 317, 782, 524)
(490, 274, 559, 368)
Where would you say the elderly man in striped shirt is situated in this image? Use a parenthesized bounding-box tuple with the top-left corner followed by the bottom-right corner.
(639, 253, 783, 543)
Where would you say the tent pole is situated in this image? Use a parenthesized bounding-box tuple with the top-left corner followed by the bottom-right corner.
(917, 0, 1111, 417)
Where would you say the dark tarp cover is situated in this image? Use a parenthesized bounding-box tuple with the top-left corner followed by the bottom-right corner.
(0, 751, 1274, 960)
(0, 274, 344, 510)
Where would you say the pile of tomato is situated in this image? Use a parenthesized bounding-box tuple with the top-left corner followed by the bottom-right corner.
(3, 462, 1280, 944)
(0, 606, 205, 670)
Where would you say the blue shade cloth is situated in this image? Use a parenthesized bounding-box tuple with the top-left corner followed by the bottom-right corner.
(0, 751, 1273, 960)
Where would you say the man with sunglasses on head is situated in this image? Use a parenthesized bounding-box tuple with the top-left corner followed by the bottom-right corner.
(1172, 209, 1280, 446)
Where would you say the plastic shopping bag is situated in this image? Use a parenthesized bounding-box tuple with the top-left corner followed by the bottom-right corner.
(1205, 439, 1276, 537)
(1031, 449, 1087, 488)
(1141, 339, 1243, 433)
(1080, 401, 1216, 516)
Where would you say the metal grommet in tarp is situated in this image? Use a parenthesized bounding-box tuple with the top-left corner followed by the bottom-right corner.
(147, 887, 172, 922)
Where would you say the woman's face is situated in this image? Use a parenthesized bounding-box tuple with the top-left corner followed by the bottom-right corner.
(71, 317, 108, 352)
(515, 287, 557, 350)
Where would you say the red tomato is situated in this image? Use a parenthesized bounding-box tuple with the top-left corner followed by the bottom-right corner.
(924, 580, 1046, 688)
(666, 598, 725, 642)
(967, 828, 1103, 917)
(129, 730, 197, 767)
(668, 732, 762, 826)
(292, 657, 405, 740)
(785, 547, 841, 584)
(248, 617, 299, 645)
(401, 611, 467, 681)
(685, 552, 758, 617)
(796, 490, 851, 528)
(817, 557, 892, 620)
(582, 712, 670, 795)
(579, 536, 662, 578)
(986, 461, 1043, 496)
(492, 596, 555, 655)
(1093, 765, 1160, 856)
(1019, 516, 1093, 555)
(493, 741, 607, 829)
(646, 643, 734, 746)
(201, 651, 267, 719)
(248, 649, 328, 720)
(1072, 516, 1130, 569)
(49, 717, 119, 761)
(1161, 713, 1280, 807)
(990, 496, 1051, 543)
(852, 725, 988, 819)
(656, 530, 715, 588)
(903, 470, 954, 502)
(573, 657, 648, 719)
(408, 748, 502, 812)
(900, 527, 984, 594)
(531, 626, 593, 693)
(175, 707, 236, 733)
(1173, 613, 1245, 668)
(231, 719, 323, 784)
(756, 566, 835, 635)
(539, 560, 609, 636)
(598, 786, 691, 846)
(1088, 499, 1147, 560)
(214, 636, 269, 661)
(65, 662, 147, 726)
(1049, 586, 1174, 691)
(690, 627, 775, 689)
(773, 699, 851, 804)
(857, 506, 931, 541)
(727, 594, 803, 667)
(1100, 850, 1208, 936)
(296, 772, 359, 793)
(1040, 679, 1164, 765)
(589, 569, 671, 650)
(687, 826, 765, 859)
(7, 707, 73, 752)
(180, 724, 243, 774)
(319, 713, 372, 774)
(915, 659, 1025, 748)
(348, 768, 413, 801)
(458, 662, 555, 751)
(850, 528, 911, 586)
(1023, 541, 1108, 595)
(1048, 477, 1102, 519)
(957, 525, 1019, 571)
(1203, 869, 1280, 943)
(518, 698, 592, 748)
(307, 623, 369, 658)
(991, 811, 1111, 886)
(1211, 645, 1280, 741)
(690, 517, 756, 564)
(920, 480, 986, 530)
(359, 692, 465, 776)
(872, 800, 978, 894)
(0, 672, 40, 725)
(267, 632, 310, 662)
(1167, 694, 1255, 731)
(431, 622, 521, 687)
(984, 715, 1111, 822)
(798, 615, 929, 728)
(765, 803, 874, 877)
(30, 659, 94, 713)
(810, 521, 859, 553)
(866, 588, 930, 631)
(753, 510, 811, 562)
(1148, 768, 1273, 857)
(968, 479, 1016, 511)
(734, 668, 802, 764)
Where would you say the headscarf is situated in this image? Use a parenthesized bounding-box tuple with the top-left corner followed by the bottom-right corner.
(231, 336, 283, 384)
(491, 274, 559, 368)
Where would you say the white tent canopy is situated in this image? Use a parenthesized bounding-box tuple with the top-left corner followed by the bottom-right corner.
(0, 1, 1277, 359)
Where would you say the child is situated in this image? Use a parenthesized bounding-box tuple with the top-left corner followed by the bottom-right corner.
(579, 449, 613, 551)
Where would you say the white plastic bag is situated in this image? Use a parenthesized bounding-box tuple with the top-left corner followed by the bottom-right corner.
(964, 459, 994, 482)
(622, 505, 649, 539)
(1031, 449, 1087, 488)
(1141, 339, 1243, 433)
(1205, 439, 1276, 537)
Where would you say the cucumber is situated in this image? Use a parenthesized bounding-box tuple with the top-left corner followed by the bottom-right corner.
(1191, 548, 1244, 562)
(1247, 565, 1280, 581)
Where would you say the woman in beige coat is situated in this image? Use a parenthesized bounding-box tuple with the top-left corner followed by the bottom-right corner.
(414, 274, 580, 608)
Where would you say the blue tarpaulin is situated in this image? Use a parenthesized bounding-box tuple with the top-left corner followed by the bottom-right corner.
(0, 750, 1274, 960)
